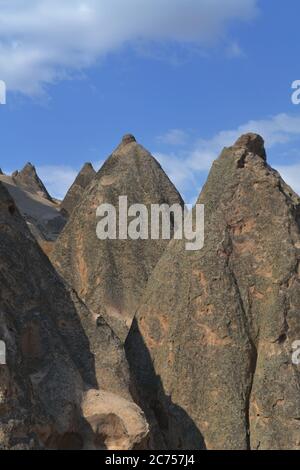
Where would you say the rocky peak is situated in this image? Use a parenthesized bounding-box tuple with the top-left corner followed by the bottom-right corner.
(232, 132, 266, 160)
(126, 133, 300, 450)
(121, 134, 137, 146)
(12, 162, 53, 201)
(60, 162, 96, 217)
(75, 162, 96, 185)
(81, 162, 95, 172)
(51, 136, 184, 341)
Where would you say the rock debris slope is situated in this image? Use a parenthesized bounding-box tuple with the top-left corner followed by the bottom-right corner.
(51, 135, 184, 340)
(125, 133, 300, 450)
(0, 181, 148, 450)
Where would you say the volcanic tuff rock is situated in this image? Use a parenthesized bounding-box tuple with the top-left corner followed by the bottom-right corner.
(61, 163, 96, 218)
(0, 165, 66, 247)
(125, 133, 300, 450)
(12, 163, 53, 202)
(51, 135, 184, 341)
(0, 181, 148, 449)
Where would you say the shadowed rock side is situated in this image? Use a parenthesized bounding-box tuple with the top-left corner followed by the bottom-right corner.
(51, 135, 184, 341)
(0, 182, 148, 449)
(125, 133, 300, 450)
(61, 163, 96, 218)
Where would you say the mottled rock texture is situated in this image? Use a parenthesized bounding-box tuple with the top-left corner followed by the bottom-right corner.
(61, 163, 96, 218)
(125, 133, 300, 450)
(51, 135, 184, 341)
(0, 182, 147, 449)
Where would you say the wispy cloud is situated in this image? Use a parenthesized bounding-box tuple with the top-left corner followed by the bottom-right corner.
(31, 113, 300, 201)
(0, 0, 258, 95)
(157, 129, 189, 146)
(155, 113, 300, 201)
(36, 165, 78, 200)
(36, 159, 104, 199)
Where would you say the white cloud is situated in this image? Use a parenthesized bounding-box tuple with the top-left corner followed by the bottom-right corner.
(36, 158, 104, 199)
(0, 0, 258, 94)
(36, 165, 78, 200)
(155, 113, 300, 200)
(26, 112, 300, 201)
(31, 113, 300, 200)
(157, 129, 189, 146)
(156, 152, 196, 191)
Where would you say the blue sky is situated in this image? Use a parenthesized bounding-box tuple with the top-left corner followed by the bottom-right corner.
(0, 0, 300, 203)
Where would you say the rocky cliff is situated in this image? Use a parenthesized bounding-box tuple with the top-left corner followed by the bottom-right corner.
(51, 135, 184, 340)
(0, 181, 148, 449)
(125, 133, 300, 450)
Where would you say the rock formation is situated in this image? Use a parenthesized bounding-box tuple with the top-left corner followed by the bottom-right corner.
(125, 133, 300, 450)
(0, 181, 148, 449)
(12, 163, 53, 202)
(51, 135, 184, 340)
(61, 163, 96, 218)
(0, 165, 66, 251)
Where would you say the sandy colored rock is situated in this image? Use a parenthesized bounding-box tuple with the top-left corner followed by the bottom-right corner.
(81, 389, 149, 449)
(126, 133, 300, 450)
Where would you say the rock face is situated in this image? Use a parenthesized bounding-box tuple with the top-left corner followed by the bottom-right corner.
(61, 163, 96, 218)
(51, 135, 184, 340)
(125, 133, 300, 450)
(0, 166, 66, 247)
(0, 181, 148, 449)
(13, 163, 53, 202)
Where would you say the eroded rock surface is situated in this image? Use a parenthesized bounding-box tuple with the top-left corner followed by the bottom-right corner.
(126, 134, 300, 450)
(51, 135, 184, 340)
(0, 181, 147, 449)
